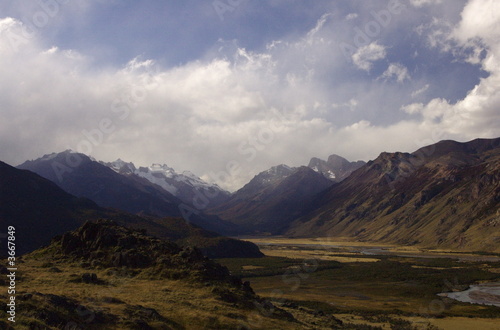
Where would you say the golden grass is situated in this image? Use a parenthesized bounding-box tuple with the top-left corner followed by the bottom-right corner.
(243, 236, 396, 248)
(244, 237, 500, 261)
(405, 316, 500, 330)
(16, 256, 373, 329)
(335, 314, 391, 329)
(15, 258, 299, 329)
(259, 247, 380, 263)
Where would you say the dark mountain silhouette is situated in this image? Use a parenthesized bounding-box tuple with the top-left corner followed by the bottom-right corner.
(0, 160, 97, 255)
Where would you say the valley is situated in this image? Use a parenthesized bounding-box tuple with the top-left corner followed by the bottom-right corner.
(218, 237, 500, 329)
(2, 137, 499, 328)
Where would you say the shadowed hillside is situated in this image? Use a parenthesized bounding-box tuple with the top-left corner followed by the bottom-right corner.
(287, 138, 500, 252)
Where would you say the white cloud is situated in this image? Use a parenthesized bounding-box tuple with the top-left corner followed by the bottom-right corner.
(412, 0, 500, 138)
(0, 16, 345, 191)
(352, 42, 386, 71)
(401, 103, 424, 114)
(411, 84, 430, 98)
(380, 63, 410, 83)
(1, 0, 499, 192)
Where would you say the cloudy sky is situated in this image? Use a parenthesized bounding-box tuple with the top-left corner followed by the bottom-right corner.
(0, 0, 499, 191)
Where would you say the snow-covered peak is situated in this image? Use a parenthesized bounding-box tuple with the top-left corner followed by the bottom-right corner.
(150, 163, 173, 171)
(105, 159, 137, 174)
(148, 163, 176, 178)
(100, 159, 229, 204)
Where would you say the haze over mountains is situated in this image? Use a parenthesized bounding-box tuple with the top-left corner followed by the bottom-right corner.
(5, 137, 500, 253)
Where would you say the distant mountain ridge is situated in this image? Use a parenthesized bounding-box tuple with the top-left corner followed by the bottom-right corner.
(101, 159, 230, 207)
(12, 139, 499, 252)
(17, 151, 183, 217)
(207, 154, 365, 234)
(17, 151, 237, 235)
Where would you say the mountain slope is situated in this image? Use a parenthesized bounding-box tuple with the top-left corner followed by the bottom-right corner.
(286, 138, 500, 252)
(209, 165, 334, 234)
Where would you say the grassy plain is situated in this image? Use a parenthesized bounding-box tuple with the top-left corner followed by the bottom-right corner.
(218, 237, 500, 330)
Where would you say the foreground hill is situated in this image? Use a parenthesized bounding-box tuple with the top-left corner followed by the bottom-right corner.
(209, 165, 334, 234)
(0, 161, 261, 258)
(0, 220, 292, 329)
(17, 151, 237, 235)
(287, 138, 500, 252)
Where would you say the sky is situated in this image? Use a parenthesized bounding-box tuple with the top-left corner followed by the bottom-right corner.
(0, 0, 499, 191)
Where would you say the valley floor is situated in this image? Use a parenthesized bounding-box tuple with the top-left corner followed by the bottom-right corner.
(217, 237, 500, 330)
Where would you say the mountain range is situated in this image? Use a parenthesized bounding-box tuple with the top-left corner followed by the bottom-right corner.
(0, 161, 261, 258)
(5, 137, 500, 253)
(207, 155, 365, 234)
(101, 159, 230, 207)
(17, 151, 237, 235)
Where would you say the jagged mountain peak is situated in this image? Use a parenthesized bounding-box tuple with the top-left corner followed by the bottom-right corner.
(107, 158, 137, 174)
(326, 154, 350, 167)
(241, 164, 295, 193)
(100, 159, 230, 207)
(308, 153, 366, 182)
(263, 164, 294, 176)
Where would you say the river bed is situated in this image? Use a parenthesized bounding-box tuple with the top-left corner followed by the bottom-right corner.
(438, 282, 500, 307)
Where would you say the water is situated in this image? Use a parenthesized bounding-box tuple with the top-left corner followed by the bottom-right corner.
(438, 282, 500, 307)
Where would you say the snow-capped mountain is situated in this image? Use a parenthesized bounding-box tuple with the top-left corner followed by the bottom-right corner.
(102, 160, 230, 207)
(17, 151, 184, 219)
